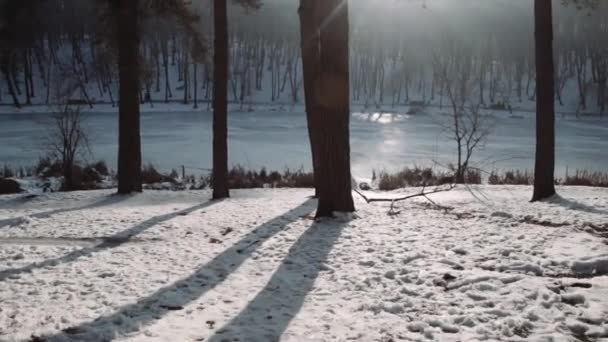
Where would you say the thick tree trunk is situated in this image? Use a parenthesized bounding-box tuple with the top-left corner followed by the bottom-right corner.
(312, 0, 355, 218)
(531, 0, 556, 202)
(212, 0, 229, 199)
(116, 0, 143, 194)
(298, 0, 321, 198)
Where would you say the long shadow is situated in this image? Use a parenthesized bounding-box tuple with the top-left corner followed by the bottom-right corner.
(207, 219, 347, 342)
(550, 195, 608, 216)
(0, 199, 218, 282)
(0, 194, 39, 208)
(0, 194, 131, 228)
(37, 199, 316, 342)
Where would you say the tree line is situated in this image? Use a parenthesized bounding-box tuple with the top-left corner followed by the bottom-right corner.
(0, 0, 590, 215)
(1, 1, 607, 113)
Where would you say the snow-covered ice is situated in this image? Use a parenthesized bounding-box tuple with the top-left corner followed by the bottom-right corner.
(2, 109, 608, 179)
(0, 186, 607, 341)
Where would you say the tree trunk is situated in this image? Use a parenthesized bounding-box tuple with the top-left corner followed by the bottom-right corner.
(312, 0, 355, 218)
(116, 0, 143, 194)
(1, 60, 21, 108)
(531, 0, 556, 202)
(212, 0, 229, 199)
(193, 63, 199, 109)
(298, 0, 321, 198)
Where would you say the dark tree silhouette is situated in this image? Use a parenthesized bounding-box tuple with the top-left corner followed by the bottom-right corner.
(212, 0, 260, 200)
(298, 0, 321, 197)
(116, 0, 143, 194)
(532, 0, 556, 202)
(212, 0, 229, 199)
(302, 0, 355, 217)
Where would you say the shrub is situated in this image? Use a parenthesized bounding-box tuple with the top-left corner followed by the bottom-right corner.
(464, 169, 482, 185)
(278, 168, 315, 188)
(210, 166, 315, 189)
(489, 101, 507, 111)
(82, 165, 103, 184)
(35, 157, 63, 178)
(377, 167, 454, 191)
(564, 170, 608, 188)
(488, 170, 534, 185)
(0, 178, 22, 194)
(268, 170, 282, 183)
(142, 164, 177, 184)
(90, 160, 109, 176)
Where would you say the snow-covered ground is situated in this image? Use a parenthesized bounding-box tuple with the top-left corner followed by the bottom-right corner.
(0, 186, 607, 341)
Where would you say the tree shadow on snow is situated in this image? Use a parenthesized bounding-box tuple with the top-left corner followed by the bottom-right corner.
(550, 195, 608, 216)
(36, 198, 317, 342)
(206, 219, 347, 342)
(0, 199, 218, 282)
(0, 193, 131, 228)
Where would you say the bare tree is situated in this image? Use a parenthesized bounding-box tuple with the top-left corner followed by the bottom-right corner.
(46, 106, 90, 191)
(434, 44, 494, 184)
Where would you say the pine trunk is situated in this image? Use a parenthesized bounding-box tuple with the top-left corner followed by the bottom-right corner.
(116, 0, 143, 194)
(531, 0, 556, 202)
(312, 0, 355, 218)
(298, 0, 321, 198)
(213, 0, 230, 199)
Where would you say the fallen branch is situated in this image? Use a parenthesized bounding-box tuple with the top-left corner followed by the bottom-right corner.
(353, 183, 456, 209)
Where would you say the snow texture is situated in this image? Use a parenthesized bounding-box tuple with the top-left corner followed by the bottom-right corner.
(0, 186, 607, 341)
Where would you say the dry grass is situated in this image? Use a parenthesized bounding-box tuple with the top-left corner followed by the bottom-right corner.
(376, 167, 471, 191)
(564, 169, 608, 187)
(488, 170, 534, 185)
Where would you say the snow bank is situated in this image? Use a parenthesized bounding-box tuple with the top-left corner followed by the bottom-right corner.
(0, 185, 606, 341)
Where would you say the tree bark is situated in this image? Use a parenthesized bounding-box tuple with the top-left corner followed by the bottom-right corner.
(212, 0, 230, 199)
(116, 0, 143, 194)
(298, 0, 321, 198)
(531, 0, 556, 202)
(311, 0, 355, 218)
(1, 59, 21, 108)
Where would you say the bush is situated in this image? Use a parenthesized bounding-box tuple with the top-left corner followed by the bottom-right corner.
(90, 160, 109, 176)
(205, 166, 315, 189)
(277, 168, 315, 188)
(564, 170, 608, 188)
(377, 167, 453, 191)
(82, 165, 102, 184)
(0, 178, 22, 194)
(142, 164, 177, 184)
(488, 170, 534, 185)
(35, 157, 63, 178)
(489, 101, 507, 111)
(464, 169, 482, 185)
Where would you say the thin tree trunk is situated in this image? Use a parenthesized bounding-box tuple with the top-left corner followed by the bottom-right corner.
(212, 0, 229, 199)
(116, 0, 143, 194)
(193, 63, 198, 109)
(298, 0, 321, 198)
(1, 55, 21, 108)
(532, 0, 556, 202)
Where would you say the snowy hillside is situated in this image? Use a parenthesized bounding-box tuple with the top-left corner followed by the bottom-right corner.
(0, 186, 606, 341)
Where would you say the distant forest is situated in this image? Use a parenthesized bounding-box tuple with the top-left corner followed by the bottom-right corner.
(0, 0, 606, 112)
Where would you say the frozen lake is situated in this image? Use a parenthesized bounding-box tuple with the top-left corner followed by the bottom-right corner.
(0, 108, 607, 179)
